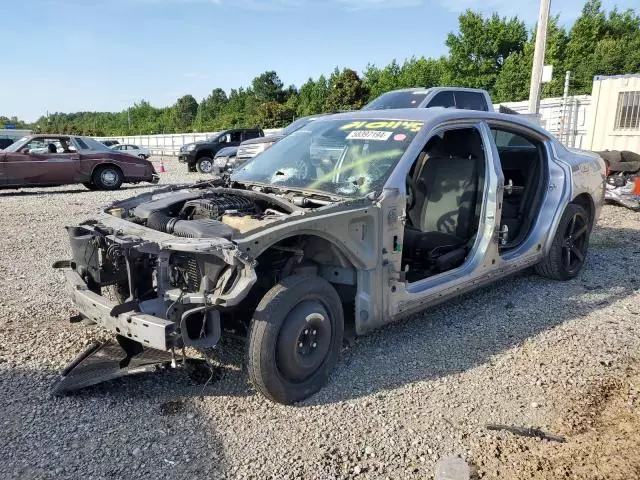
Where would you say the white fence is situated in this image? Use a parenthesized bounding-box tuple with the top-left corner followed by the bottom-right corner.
(497, 95, 592, 149)
(97, 129, 282, 157)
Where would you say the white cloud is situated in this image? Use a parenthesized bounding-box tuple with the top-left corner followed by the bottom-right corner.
(183, 72, 210, 79)
(436, 0, 588, 24)
(135, 0, 422, 11)
(337, 0, 423, 11)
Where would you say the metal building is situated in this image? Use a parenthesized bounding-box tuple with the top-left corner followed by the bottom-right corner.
(586, 74, 640, 152)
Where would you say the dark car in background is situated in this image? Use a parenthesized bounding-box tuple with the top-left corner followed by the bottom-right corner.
(178, 128, 263, 174)
(235, 113, 332, 165)
(1, 134, 158, 190)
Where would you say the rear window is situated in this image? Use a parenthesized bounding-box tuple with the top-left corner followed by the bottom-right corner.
(76, 138, 89, 149)
(455, 91, 489, 111)
(362, 91, 430, 110)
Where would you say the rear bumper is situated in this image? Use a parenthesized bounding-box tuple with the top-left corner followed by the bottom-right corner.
(65, 270, 176, 351)
(150, 173, 160, 184)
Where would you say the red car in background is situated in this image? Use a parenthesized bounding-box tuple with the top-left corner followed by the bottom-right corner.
(0, 134, 159, 190)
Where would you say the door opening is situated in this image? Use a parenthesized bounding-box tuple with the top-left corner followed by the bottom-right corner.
(402, 127, 487, 283)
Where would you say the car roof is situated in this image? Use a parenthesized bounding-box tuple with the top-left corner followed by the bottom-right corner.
(379, 87, 489, 94)
(318, 108, 553, 138)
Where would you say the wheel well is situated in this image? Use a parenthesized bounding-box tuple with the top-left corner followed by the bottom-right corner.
(195, 150, 213, 160)
(91, 163, 123, 179)
(572, 193, 595, 225)
(253, 234, 358, 329)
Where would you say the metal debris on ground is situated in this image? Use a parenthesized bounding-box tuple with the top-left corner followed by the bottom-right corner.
(486, 423, 567, 443)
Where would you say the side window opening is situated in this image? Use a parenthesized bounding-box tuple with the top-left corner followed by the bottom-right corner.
(455, 91, 489, 111)
(243, 130, 260, 141)
(490, 126, 546, 249)
(402, 127, 486, 283)
(427, 91, 455, 109)
(230, 131, 242, 142)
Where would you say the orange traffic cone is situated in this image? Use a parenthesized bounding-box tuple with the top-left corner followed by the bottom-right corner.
(158, 161, 167, 173)
(634, 176, 640, 196)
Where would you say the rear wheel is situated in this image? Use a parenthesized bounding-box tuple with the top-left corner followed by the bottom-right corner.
(247, 275, 344, 404)
(535, 203, 591, 280)
(83, 182, 98, 191)
(92, 165, 123, 190)
(196, 156, 214, 174)
(138, 154, 146, 159)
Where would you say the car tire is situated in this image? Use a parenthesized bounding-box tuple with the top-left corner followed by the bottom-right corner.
(535, 203, 591, 280)
(196, 156, 214, 174)
(92, 165, 123, 190)
(83, 182, 98, 191)
(138, 154, 146, 159)
(247, 275, 344, 404)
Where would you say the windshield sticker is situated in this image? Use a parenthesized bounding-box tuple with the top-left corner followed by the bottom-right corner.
(393, 133, 407, 142)
(346, 130, 393, 141)
(340, 120, 424, 133)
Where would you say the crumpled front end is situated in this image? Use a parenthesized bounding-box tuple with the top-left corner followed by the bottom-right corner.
(62, 217, 256, 352)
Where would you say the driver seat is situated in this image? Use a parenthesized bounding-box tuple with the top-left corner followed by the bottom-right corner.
(48, 143, 57, 153)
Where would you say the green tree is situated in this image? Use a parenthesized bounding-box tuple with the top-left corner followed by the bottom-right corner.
(324, 68, 369, 111)
(195, 88, 228, 131)
(493, 17, 569, 103)
(171, 95, 198, 132)
(297, 75, 330, 116)
(444, 10, 527, 94)
(252, 71, 285, 103)
(255, 101, 294, 128)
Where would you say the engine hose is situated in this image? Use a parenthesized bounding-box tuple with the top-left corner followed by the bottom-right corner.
(146, 211, 178, 233)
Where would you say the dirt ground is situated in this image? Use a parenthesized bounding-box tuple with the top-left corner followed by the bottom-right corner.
(472, 358, 640, 479)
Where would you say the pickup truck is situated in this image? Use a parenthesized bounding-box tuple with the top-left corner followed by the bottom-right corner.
(178, 128, 264, 173)
(362, 87, 494, 112)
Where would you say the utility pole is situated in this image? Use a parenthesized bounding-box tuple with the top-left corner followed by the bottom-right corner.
(528, 0, 551, 114)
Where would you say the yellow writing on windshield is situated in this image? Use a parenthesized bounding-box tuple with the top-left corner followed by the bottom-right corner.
(340, 120, 424, 133)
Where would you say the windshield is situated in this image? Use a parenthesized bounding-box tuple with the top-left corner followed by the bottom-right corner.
(282, 116, 320, 136)
(232, 118, 424, 197)
(362, 90, 431, 110)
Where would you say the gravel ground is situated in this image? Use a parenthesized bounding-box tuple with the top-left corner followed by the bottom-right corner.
(1, 157, 639, 479)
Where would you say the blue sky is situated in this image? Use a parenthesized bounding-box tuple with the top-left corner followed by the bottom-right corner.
(1, 0, 635, 121)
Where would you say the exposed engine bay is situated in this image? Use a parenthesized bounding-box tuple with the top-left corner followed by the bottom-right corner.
(111, 185, 302, 238)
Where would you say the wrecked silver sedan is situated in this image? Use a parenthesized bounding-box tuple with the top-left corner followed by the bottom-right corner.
(57, 109, 606, 403)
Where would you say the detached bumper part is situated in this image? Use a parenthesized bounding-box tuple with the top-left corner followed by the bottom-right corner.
(51, 339, 174, 395)
(151, 173, 160, 184)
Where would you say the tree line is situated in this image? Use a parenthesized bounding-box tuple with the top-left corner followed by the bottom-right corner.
(8, 0, 640, 137)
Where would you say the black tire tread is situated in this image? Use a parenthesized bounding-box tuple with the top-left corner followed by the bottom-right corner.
(247, 275, 344, 404)
(534, 203, 589, 280)
(92, 165, 123, 190)
(196, 156, 214, 174)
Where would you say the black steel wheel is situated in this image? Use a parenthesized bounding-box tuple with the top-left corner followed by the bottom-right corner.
(535, 203, 591, 280)
(247, 275, 344, 404)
